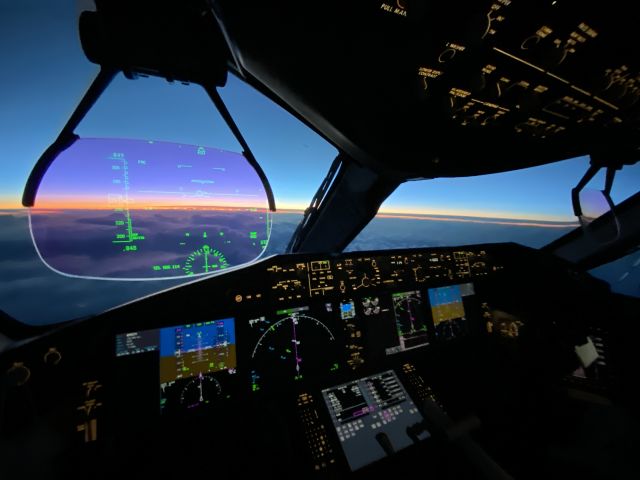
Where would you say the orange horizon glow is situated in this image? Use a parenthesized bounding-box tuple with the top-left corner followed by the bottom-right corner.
(25, 197, 268, 210)
(27, 203, 269, 212)
(2, 199, 578, 223)
(378, 205, 576, 223)
(0, 198, 21, 209)
(0, 193, 578, 224)
(375, 213, 578, 228)
(0, 201, 579, 228)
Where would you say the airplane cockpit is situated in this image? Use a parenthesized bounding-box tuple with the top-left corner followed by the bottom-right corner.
(1, 1, 639, 479)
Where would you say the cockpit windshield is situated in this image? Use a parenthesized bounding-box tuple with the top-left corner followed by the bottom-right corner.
(0, 1, 638, 329)
(3, 3, 640, 480)
(349, 155, 640, 252)
(0, 1, 333, 324)
(0, 68, 331, 322)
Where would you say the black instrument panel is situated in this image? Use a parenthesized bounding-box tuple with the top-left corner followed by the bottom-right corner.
(111, 245, 503, 407)
(0, 242, 611, 478)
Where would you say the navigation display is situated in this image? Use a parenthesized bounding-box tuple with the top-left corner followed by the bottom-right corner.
(387, 290, 431, 354)
(322, 370, 426, 471)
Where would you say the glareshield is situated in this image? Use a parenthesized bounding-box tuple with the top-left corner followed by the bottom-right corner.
(29, 137, 271, 279)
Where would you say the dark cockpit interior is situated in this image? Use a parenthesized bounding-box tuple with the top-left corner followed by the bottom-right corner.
(1, 1, 639, 479)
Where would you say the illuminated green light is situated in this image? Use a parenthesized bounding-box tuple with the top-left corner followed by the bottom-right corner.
(249, 231, 257, 239)
(153, 264, 181, 271)
(219, 232, 224, 236)
(276, 307, 306, 316)
(203, 232, 208, 238)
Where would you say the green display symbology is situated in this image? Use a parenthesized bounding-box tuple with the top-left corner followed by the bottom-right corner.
(77, 144, 272, 278)
(110, 153, 146, 249)
(183, 245, 229, 276)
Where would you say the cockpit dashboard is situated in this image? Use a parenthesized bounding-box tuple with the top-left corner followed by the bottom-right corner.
(0, 243, 620, 478)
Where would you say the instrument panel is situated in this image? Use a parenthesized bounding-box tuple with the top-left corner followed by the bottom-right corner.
(263, 249, 499, 303)
(10, 243, 606, 478)
(111, 246, 504, 414)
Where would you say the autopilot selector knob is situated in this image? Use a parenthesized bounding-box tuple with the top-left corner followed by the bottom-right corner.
(6, 362, 31, 386)
(44, 347, 62, 366)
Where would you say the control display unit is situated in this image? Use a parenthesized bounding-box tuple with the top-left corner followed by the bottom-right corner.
(322, 370, 427, 471)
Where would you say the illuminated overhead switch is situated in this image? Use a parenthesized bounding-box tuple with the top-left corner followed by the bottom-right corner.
(449, 88, 471, 98)
(482, 64, 497, 74)
(418, 67, 443, 92)
(379, 1, 408, 17)
(578, 23, 598, 38)
(418, 67, 443, 79)
(536, 26, 552, 38)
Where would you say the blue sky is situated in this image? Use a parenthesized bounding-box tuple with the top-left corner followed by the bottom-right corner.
(0, 0, 336, 210)
(1, 0, 638, 220)
(1, 1, 638, 325)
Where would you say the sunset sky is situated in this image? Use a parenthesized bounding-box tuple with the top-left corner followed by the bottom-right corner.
(1, 1, 638, 223)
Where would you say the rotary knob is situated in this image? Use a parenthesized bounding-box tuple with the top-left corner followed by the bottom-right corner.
(44, 347, 62, 366)
(6, 362, 31, 386)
